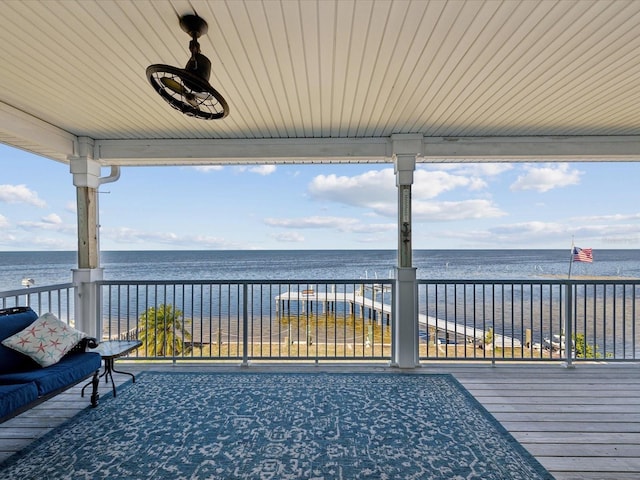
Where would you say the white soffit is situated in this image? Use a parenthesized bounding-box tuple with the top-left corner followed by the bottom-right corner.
(1, 0, 640, 164)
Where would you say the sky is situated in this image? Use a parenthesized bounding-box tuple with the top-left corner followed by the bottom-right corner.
(0, 143, 639, 251)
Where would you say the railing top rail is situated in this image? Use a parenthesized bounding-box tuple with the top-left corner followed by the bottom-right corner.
(563, 278, 640, 285)
(418, 278, 640, 285)
(97, 279, 394, 286)
(0, 283, 74, 297)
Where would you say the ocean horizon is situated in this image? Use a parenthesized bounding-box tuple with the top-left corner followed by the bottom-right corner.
(1, 249, 640, 292)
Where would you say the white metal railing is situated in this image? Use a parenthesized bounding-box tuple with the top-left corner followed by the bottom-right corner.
(97, 280, 394, 364)
(418, 279, 639, 363)
(2, 278, 638, 364)
(0, 283, 75, 326)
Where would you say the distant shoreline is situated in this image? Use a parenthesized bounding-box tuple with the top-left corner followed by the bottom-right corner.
(539, 274, 640, 280)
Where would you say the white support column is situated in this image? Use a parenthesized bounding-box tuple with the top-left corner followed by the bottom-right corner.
(69, 137, 102, 337)
(72, 267, 103, 338)
(391, 134, 422, 368)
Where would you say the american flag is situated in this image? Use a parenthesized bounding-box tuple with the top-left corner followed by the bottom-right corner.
(573, 247, 593, 263)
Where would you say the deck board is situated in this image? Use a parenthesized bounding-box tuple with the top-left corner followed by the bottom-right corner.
(0, 362, 639, 479)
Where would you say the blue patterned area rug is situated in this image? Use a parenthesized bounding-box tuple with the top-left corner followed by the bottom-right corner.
(0, 372, 554, 480)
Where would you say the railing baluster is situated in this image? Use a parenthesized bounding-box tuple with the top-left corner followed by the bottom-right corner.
(564, 282, 573, 367)
(242, 283, 248, 366)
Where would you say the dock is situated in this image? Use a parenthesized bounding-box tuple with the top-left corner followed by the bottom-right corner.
(275, 289, 392, 324)
(275, 289, 521, 347)
(421, 312, 521, 347)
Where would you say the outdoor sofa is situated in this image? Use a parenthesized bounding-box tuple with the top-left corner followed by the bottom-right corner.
(0, 306, 101, 423)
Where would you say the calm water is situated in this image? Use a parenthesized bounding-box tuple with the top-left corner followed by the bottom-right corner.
(1, 249, 639, 292)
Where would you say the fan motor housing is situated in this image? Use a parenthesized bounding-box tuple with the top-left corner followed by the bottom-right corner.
(185, 53, 211, 91)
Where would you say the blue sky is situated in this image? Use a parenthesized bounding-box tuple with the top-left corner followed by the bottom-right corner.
(1, 143, 639, 251)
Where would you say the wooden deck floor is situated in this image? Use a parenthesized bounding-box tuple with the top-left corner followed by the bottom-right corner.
(1, 361, 639, 479)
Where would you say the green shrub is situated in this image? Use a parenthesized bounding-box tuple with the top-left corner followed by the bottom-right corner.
(573, 333, 600, 359)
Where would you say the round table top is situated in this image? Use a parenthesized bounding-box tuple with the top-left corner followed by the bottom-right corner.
(89, 340, 142, 358)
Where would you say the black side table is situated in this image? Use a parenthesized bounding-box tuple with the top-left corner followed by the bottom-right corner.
(81, 340, 142, 398)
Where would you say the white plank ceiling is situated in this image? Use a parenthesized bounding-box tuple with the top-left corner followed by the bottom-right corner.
(1, 0, 640, 164)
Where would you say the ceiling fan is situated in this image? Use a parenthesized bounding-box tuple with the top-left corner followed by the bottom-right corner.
(146, 14, 229, 120)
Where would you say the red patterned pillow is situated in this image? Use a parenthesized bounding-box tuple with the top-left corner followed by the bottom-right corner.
(1, 313, 87, 367)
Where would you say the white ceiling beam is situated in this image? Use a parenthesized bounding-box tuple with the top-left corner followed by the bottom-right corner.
(94, 135, 640, 165)
(422, 136, 640, 161)
(0, 101, 77, 158)
(2, 106, 638, 165)
(95, 138, 393, 165)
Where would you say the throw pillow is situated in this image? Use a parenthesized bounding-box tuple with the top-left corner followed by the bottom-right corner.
(1, 312, 87, 368)
(0, 307, 39, 374)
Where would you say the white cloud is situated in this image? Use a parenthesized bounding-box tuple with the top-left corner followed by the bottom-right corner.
(308, 168, 489, 212)
(30, 237, 76, 249)
(348, 223, 396, 234)
(571, 223, 640, 239)
(107, 227, 178, 244)
(364, 199, 505, 221)
(440, 218, 640, 248)
(273, 232, 305, 243)
(462, 163, 513, 176)
(489, 220, 620, 242)
(249, 165, 276, 176)
(103, 227, 240, 249)
(17, 214, 74, 233)
(306, 168, 507, 223)
(308, 169, 395, 206)
(42, 213, 63, 225)
(264, 216, 395, 234)
(355, 234, 391, 244)
(188, 234, 239, 248)
(265, 216, 357, 230)
(423, 163, 513, 177)
(414, 170, 487, 198)
(436, 221, 567, 247)
(0, 212, 76, 249)
(0, 232, 18, 244)
(65, 201, 77, 213)
(491, 221, 568, 236)
(233, 165, 277, 175)
(193, 165, 224, 173)
(510, 163, 582, 192)
(0, 184, 46, 207)
(570, 213, 640, 222)
(412, 199, 505, 221)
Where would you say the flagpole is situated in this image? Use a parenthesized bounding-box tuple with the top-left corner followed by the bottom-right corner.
(568, 238, 574, 279)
